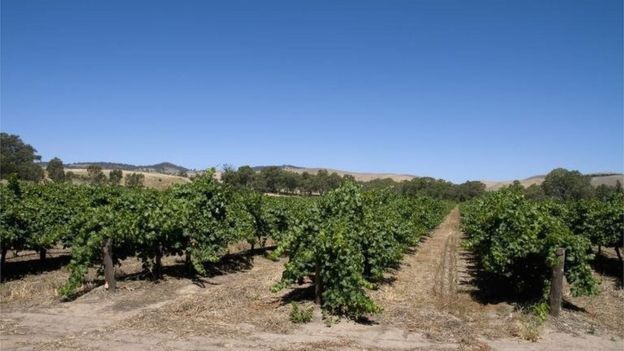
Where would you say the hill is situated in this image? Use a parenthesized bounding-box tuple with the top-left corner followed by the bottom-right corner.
(482, 173, 624, 190)
(65, 168, 191, 190)
(40, 161, 190, 175)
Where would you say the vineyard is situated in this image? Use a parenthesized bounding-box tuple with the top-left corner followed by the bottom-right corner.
(0, 171, 451, 317)
(1, 171, 623, 350)
(461, 189, 623, 316)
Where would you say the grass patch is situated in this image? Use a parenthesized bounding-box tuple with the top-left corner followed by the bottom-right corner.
(289, 303, 313, 324)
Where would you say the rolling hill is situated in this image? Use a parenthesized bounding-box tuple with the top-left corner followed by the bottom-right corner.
(481, 173, 624, 190)
(41, 161, 623, 190)
(40, 161, 190, 175)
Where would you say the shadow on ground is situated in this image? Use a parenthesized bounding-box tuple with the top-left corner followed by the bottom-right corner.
(62, 245, 278, 301)
(591, 252, 623, 288)
(1, 255, 71, 282)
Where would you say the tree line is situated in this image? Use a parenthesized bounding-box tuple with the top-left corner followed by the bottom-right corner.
(222, 165, 487, 201)
(0, 133, 144, 187)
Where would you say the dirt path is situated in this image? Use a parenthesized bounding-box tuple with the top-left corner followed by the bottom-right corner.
(371, 207, 512, 348)
(1, 209, 622, 350)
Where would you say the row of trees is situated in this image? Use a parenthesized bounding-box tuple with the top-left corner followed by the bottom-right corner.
(391, 177, 486, 201)
(222, 165, 487, 201)
(222, 166, 352, 195)
(67, 165, 146, 187)
(0, 133, 146, 187)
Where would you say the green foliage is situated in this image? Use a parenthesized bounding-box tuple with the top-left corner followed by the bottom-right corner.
(388, 177, 485, 202)
(272, 182, 450, 319)
(0, 181, 85, 261)
(2, 168, 450, 317)
(46, 157, 65, 183)
(109, 169, 123, 185)
(87, 165, 107, 185)
(568, 193, 624, 251)
(0, 133, 44, 181)
(461, 189, 597, 304)
(124, 172, 145, 188)
(169, 170, 234, 275)
(542, 168, 593, 201)
(221, 165, 353, 195)
(222, 165, 484, 201)
(289, 303, 314, 323)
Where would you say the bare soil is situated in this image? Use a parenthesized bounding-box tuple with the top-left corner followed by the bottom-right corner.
(1, 210, 622, 350)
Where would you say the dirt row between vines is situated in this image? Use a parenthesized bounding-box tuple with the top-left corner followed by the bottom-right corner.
(1, 209, 622, 350)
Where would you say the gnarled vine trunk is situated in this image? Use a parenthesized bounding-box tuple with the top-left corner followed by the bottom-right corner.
(153, 242, 163, 279)
(314, 262, 322, 305)
(102, 238, 116, 291)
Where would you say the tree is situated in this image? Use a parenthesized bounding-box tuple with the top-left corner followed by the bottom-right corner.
(542, 168, 593, 201)
(315, 169, 330, 195)
(46, 157, 65, 182)
(0, 133, 44, 181)
(221, 165, 257, 189)
(65, 171, 75, 182)
(220, 165, 238, 187)
(259, 167, 283, 193)
(524, 184, 546, 200)
(301, 172, 315, 195)
(109, 169, 123, 185)
(282, 171, 300, 194)
(125, 173, 145, 188)
(237, 166, 256, 187)
(457, 181, 486, 201)
(87, 165, 107, 185)
(327, 172, 342, 191)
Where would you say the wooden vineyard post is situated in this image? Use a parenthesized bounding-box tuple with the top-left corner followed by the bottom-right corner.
(549, 248, 565, 317)
(314, 262, 322, 305)
(185, 250, 193, 274)
(154, 242, 163, 279)
(102, 238, 116, 292)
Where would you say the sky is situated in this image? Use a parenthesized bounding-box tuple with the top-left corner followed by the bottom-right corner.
(1, 0, 622, 183)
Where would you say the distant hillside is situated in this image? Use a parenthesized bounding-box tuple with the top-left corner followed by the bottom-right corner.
(251, 165, 302, 171)
(482, 173, 624, 190)
(65, 168, 191, 190)
(40, 161, 190, 175)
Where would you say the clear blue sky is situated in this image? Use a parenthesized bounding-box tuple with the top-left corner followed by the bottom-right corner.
(2, 1, 622, 183)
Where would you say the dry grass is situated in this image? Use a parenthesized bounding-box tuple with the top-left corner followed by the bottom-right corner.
(0, 269, 69, 306)
(554, 248, 624, 338)
(371, 208, 518, 349)
(0, 251, 184, 309)
(67, 168, 190, 190)
(119, 256, 295, 337)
